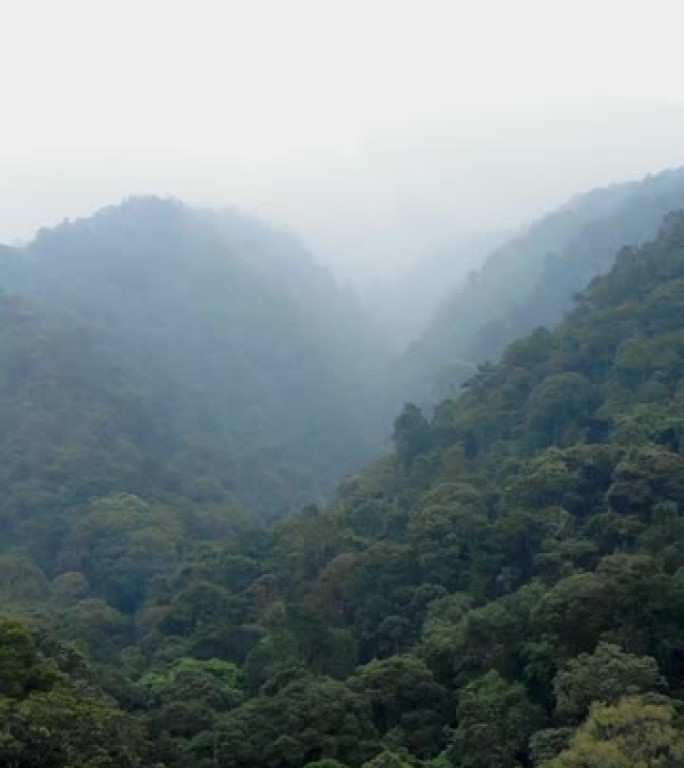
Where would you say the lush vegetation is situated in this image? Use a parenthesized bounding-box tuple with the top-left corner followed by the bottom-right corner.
(1, 203, 684, 766)
(402, 165, 684, 403)
(0, 198, 391, 513)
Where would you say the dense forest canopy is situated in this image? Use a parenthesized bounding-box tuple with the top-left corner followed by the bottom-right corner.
(0, 197, 392, 514)
(401, 165, 684, 404)
(1, 182, 684, 766)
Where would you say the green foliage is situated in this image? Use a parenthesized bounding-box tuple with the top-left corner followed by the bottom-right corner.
(0, 686, 149, 768)
(0, 616, 152, 767)
(542, 695, 684, 767)
(0, 618, 56, 698)
(2, 202, 684, 767)
(0, 198, 391, 515)
(361, 750, 417, 768)
(138, 656, 242, 710)
(61, 598, 130, 659)
(209, 676, 380, 768)
(446, 670, 546, 768)
(403, 166, 684, 403)
(552, 643, 665, 723)
(393, 404, 432, 468)
(304, 761, 350, 768)
(348, 656, 448, 756)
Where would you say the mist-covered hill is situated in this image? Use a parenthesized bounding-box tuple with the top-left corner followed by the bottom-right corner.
(358, 230, 506, 349)
(402, 165, 684, 402)
(0, 197, 392, 513)
(1, 209, 683, 768)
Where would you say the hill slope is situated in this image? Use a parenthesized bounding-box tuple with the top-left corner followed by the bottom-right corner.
(2, 203, 684, 768)
(403, 165, 684, 401)
(141, 210, 682, 767)
(0, 198, 391, 513)
(2, 210, 682, 768)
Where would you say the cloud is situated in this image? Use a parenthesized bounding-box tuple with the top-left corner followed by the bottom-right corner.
(1, 1, 684, 280)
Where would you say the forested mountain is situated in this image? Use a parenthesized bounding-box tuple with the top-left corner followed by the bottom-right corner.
(0, 197, 391, 513)
(1, 209, 683, 766)
(402, 165, 684, 402)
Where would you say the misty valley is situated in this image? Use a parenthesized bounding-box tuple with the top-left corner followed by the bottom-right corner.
(1, 165, 684, 768)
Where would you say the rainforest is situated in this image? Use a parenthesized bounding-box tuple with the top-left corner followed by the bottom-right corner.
(0, 163, 683, 767)
(4, 4, 684, 764)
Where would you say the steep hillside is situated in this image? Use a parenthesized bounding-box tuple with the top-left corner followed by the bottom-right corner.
(0, 290, 253, 593)
(0, 198, 391, 512)
(1, 212, 683, 767)
(157, 211, 684, 766)
(403, 165, 684, 402)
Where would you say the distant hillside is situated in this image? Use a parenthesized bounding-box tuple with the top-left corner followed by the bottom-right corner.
(359, 230, 506, 349)
(0, 198, 392, 513)
(402, 166, 684, 402)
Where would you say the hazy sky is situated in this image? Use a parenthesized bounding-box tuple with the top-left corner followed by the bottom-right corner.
(2, 0, 684, 281)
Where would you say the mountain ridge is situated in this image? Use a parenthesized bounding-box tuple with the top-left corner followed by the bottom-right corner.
(0, 196, 392, 514)
(401, 165, 684, 403)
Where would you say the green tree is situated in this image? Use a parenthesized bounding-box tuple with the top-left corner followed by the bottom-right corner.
(208, 675, 380, 768)
(362, 750, 417, 768)
(552, 642, 665, 723)
(0, 686, 149, 768)
(446, 670, 545, 768)
(542, 695, 684, 768)
(394, 404, 432, 467)
(0, 618, 56, 698)
(348, 655, 448, 757)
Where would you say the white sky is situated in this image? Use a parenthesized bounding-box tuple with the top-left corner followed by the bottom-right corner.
(2, 0, 684, 281)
